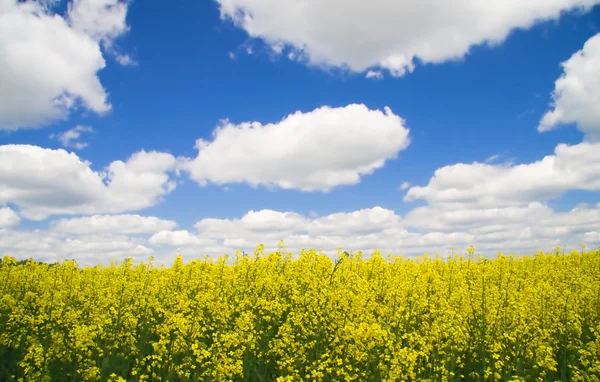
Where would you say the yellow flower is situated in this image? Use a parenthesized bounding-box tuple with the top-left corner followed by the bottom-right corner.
(1, 246, 599, 381)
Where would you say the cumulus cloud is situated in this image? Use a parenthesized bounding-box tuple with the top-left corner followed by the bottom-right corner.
(405, 141, 600, 208)
(192, 207, 398, 245)
(51, 214, 177, 235)
(404, 202, 554, 233)
(139, 204, 600, 262)
(398, 140, 600, 253)
(1, 202, 599, 265)
(0, 0, 131, 130)
(156, 207, 409, 255)
(0, 229, 154, 265)
(50, 125, 94, 149)
(216, 0, 599, 76)
(67, 0, 129, 45)
(366, 70, 383, 80)
(539, 32, 600, 139)
(0, 207, 20, 228)
(114, 53, 137, 67)
(307, 207, 401, 236)
(149, 230, 212, 247)
(0, 145, 179, 220)
(183, 104, 410, 192)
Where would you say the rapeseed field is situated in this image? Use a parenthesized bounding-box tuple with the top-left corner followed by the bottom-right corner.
(1, 244, 599, 381)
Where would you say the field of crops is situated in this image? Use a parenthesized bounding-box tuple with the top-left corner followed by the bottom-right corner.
(1, 245, 600, 381)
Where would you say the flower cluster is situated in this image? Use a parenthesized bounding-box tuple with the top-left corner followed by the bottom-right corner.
(1, 246, 599, 381)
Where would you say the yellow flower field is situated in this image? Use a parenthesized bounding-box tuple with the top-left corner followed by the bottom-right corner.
(1, 245, 600, 381)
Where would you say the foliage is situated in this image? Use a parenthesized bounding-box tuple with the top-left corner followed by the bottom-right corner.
(1, 246, 600, 381)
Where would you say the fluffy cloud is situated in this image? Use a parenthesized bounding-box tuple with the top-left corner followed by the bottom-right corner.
(366, 70, 383, 80)
(149, 230, 212, 247)
(399, 140, 600, 252)
(0, 207, 20, 228)
(406, 202, 600, 251)
(405, 141, 600, 208)
(183, 104, 410, 192)
(67, 0, 129, 45)
(1, 202, 599, 265)
(140, 204, 600, 261)
(0, 0, 131, 130)
(0, 145, 179, 220)
(193, 210, 310, 246)
(0, 229, 154, 265)
(233, 210, 308, 233)
(216, 0, 599, 76)
(188, 208, 434, 254)
(114, 53, 137, 66)
(156, 207, 410, 255)
(539, 32, 600, 139)
(50, 125, 94, 149)
(307, 207, 401, 236)
(404, 202, 554, 233)
(51, 214, 177, 235)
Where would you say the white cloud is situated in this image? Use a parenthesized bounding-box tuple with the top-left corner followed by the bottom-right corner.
(584, 231, 600, 243)
(114, 53, 137, 67)
(67, 0, 129, 45)
(485, 153, 502, 163)
(0, 145, 179, 220)
(404, 202, 554, 233)
(166, 207, 410, 254)
(0, 229, 154, 265)
(366, 70, 383, 80)
(149, 230, 211, 247)
(51, 214, 177, 235)
(185, 208, 420, 254)
(307, 207, 401, 236)
(51, 125, 94, 149)
(145, 204, 600, 261)
(239, 210, 308, 232)
(405, 141, 600, 208)
(0, 207, 20, 228)
(216, 0, 600, 76)
(0, 0, 131, 130)
(1, 201, 599, 265)
(183, 104, 410, 192)
(397, 140, 600, 253)
(399, 182, 410, 190)
(539, 32, 600, 139)
(192, 210, 311, 247)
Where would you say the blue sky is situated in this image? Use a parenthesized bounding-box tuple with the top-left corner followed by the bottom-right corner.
(1, 0, 600, 264)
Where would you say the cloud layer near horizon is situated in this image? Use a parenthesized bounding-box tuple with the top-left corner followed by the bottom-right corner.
(1, 200, 598, 266)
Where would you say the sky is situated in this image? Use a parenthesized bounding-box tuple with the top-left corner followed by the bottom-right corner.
(1, 0, 600, 265)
